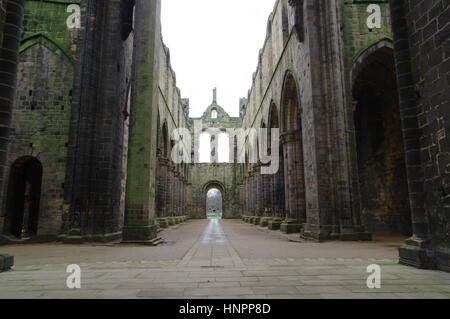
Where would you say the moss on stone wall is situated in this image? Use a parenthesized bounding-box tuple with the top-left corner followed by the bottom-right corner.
(0, 0, 78, 238)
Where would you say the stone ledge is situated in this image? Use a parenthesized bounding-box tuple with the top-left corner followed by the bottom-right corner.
(60, 231, 123, 244)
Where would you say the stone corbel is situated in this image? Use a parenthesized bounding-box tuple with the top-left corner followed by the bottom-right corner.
(288, 0, 305, 42)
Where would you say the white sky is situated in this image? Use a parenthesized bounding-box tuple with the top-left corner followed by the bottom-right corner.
(161, 0, 277, 118)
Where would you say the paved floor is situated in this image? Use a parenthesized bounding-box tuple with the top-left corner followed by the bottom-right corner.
(0, 219, 449, 299)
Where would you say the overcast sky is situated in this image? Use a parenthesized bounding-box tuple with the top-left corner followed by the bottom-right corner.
(161, 0, 277, 118)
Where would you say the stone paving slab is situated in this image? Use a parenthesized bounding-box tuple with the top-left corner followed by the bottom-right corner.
(1, 220, 450, 299)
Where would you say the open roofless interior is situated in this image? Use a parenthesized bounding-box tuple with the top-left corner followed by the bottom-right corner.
(0, 0, 449, 300)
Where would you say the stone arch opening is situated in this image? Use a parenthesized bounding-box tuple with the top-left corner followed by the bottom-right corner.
(4, 157, 43, 239)
(218, 132, 230, 163)
(203, 182, 225, 219)
(199, 131, 211, 163)
(352, 46, 412, 236)
(211, 108, 218, 120)
(280, 72, 306, 232)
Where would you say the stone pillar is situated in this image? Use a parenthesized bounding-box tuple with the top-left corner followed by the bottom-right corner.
(271, 158, 284, 218)
(262, 170, 272, 216)
(176, 171, 181, 216)
(281, 131, 305, 233)
(64, 0, 132, 242)
(155, 154, 168, 218)
(173, 170, 178, 216)
(182, 177, 186, 215)
(123, 0, 161, 241)
(255, 163, 263, 216)
(248, 169, 255, 215)
(0, 0, 24, 236)
(238, 184, 244, 216)
(389, 0, 433, 268)
(166, 163, 174, 217)
(244, 176, 250, 215)
(286, 0, 368, 241)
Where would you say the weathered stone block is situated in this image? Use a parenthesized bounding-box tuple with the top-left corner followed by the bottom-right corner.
(259, 217, 272, 227)
(399, 244, 436, 270)
(157, 218, 169, 228)
(268, 218, 284, 230)
(0, 254, 14, 272)
(122, 225, 157, 242)
(280, 219, 301, 234)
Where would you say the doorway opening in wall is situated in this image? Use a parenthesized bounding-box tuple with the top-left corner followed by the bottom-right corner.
(353, 45, 412, 237)
(206, 188, 223, 219)
(4, 157, 43, 239)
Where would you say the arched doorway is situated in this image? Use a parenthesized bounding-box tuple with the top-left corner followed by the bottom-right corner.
(353, 46, 412, 236)
(4, 157, 43, 239)
(280, 72, 306, 232)
(203, 182, 225, 219)
(206, 189, 223, 219)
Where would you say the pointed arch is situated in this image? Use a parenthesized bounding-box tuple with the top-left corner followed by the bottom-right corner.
(279, 70, 306, 227)
(352, 42, 412, 235)
(280, 71, 301, 133)
(20, 34, 75, 64)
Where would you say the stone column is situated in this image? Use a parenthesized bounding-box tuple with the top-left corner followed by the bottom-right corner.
(254, 163, 263, 216)
(165, 162, 173, 217)
(280, 131, 305, 233)
(182, 180, 187, 215)
(0, 0, 24, 237)
(271, 158, 284, 218)
(176, 172, 182, 216)
(123, 0, 161, 241)
(238, 184, 244, 215)
(244, 176, 250, 215)
(262, 170, 272, 216)
(155, 152, 166, 218)
(248, 169, 255, 215)
(389, 0, 433, 268)
(173, 169, 179, 216)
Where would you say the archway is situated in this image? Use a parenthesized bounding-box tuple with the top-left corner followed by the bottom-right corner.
(280, 72, 306, 231)
(353, 46, 412, 236)
(4, 157, 43, 239)
(203, 182, 225, 219)
(206, 189, 223, 219)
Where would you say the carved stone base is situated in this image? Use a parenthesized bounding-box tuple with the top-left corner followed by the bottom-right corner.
(259, 217, 272, 227)
(156, 218, 169, 228)
(399, 237, 436, 269)
(122, 224, 157, 242)
(268, 218, 284, 230)
(280, 219, 302, 234)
